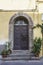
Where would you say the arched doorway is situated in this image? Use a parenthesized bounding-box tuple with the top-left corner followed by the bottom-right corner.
(13, 16, 29, 50)
(9, 13, 33, 52)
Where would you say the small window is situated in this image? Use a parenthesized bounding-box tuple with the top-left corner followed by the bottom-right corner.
(15, 20, 27, 24)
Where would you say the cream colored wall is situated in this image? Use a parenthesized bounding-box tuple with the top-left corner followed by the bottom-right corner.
(0, 0, 36, 10)
(0, 12, 15, 40)
(0, 11, 42, 56)
(33, 13, 42, 39)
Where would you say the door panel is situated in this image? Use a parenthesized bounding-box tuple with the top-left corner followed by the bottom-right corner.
(13, 25, 29, 50)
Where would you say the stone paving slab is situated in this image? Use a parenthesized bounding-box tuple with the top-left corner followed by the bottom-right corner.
(0, 60, 43, 65)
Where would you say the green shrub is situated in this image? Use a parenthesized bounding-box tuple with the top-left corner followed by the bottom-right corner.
(32, 37, 42, 57)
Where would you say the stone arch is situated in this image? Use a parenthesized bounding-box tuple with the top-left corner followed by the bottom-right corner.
(9, 13, 33, 51)
(9, 13, 33, 26)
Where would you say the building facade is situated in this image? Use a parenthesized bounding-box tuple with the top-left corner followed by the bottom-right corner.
(0, 0, 43, 58)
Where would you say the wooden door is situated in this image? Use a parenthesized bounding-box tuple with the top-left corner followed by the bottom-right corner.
(13, 22, 29, 50)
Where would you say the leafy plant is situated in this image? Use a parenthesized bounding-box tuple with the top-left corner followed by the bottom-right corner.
(1, 41, 12, 58)
(32, 24, 43, 55)
(32, 37, 42, 57)
(1, 49, 9, 57)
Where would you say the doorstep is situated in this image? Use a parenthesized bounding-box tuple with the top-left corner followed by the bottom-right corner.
(0, 57, 41, 61)
(30, 56, 41, 60)
(0, 55, 41, 61)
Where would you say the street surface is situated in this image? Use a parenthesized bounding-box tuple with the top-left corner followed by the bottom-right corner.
(0, 59, 43, 65)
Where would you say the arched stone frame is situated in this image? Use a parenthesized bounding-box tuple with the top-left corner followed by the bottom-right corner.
(9, 13, 33, 52)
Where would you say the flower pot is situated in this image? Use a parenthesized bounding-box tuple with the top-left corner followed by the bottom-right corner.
(2, 54, 8, 58)
(35, 53, 39, 57)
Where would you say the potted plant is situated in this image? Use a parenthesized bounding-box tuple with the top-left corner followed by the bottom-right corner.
(32, 24, 43, 55)
(1, 49, 9, 58)
(1, 41, 12, 58)
(32, 37, 42, 57)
